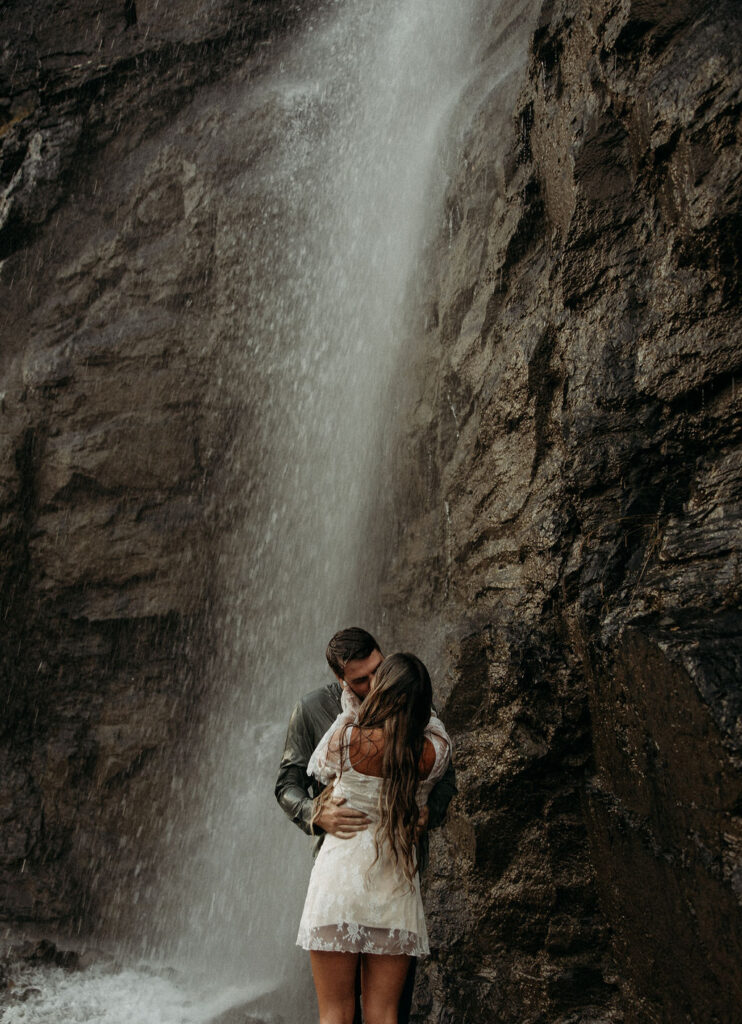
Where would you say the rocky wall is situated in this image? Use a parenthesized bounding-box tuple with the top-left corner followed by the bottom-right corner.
(0, 0, 740, 1023)
(0, 0, 316, 930)
(384, 1, 742, 1021)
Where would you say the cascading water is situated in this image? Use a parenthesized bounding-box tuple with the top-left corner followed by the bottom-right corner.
(1, 1, 539, 1021)
(151, 1, 485, 1015)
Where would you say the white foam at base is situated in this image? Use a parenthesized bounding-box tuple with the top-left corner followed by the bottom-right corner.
(1, 964, 268, 1024)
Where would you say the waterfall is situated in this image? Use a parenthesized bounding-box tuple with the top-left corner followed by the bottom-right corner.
(2, 1, 540, 1021)
(150, 0, 484, 1015)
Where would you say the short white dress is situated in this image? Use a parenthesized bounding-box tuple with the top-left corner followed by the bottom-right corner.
(296, 697, 452, 957)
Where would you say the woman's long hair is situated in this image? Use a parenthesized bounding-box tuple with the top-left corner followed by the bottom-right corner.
(354, 652, 433, 883)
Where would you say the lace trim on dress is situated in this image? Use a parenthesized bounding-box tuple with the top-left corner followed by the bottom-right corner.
(297, 922, 429, 956)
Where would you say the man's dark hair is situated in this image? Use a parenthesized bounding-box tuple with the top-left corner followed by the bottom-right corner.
(326, 627, 381, 678)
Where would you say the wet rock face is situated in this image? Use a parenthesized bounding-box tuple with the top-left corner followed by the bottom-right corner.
(0, 0, 310, 260)
(0, 0, 314, 928)
(385, 0, 742, 1021)
(0, 1, 740, 1023)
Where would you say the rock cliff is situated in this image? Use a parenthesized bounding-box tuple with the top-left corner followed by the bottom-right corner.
(1, 1, 740, 1023)
(385, 1, 742, 1022)
(0, 0, 314, 930)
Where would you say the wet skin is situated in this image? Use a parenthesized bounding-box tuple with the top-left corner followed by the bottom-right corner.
(313, 649, 383, 837)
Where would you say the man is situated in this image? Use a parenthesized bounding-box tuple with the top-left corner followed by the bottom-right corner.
(275, 626, 457, 1024)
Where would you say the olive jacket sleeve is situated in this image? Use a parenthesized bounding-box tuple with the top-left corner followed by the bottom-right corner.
(274, 699, 322, 835)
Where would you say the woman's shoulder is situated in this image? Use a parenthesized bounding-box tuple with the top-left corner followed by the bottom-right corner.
(419, 738, 436, 780)
(347, 726, 384, 776)
(348, 728, 436, 779)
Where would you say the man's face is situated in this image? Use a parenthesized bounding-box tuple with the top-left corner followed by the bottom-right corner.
(340, 649, 383, 701)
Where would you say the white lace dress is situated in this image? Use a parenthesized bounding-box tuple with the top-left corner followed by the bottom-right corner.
(296, 696, 452, 957)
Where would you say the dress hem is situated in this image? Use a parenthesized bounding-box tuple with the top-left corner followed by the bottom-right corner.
(296, 922, 429, 957)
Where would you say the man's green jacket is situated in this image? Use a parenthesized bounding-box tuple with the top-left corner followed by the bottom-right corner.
(274, 679, 457, 857)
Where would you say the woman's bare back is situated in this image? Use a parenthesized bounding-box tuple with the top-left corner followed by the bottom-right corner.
(347, 726, 435, 779)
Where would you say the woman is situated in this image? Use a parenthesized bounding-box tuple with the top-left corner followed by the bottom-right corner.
(296, 652, 452, 1024)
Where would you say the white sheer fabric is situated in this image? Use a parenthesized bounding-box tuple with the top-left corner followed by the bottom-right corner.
(296, 688, 452, 956)
(307, 686, 452, 804)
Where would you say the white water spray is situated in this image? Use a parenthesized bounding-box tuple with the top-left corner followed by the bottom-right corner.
(149, 1, 485, 1016)
(154, 2, 483, 1014)
(2, 1, 540, 1021)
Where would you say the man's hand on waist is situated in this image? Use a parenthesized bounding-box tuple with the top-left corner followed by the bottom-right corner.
(314, 795, 370, 839)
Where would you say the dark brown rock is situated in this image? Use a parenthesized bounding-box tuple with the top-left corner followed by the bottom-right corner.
(18, 986, 42, 1001)
(14, 938, 80, 969)
(0, 1, 740, 1023)
(0, 0, 316, 259)
(0, 0, 317, 933)
(383, 1, 742, 1022)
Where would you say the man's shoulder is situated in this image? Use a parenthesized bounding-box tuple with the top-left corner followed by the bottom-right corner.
(297, 681, 342, 717)
(290, 681, 342, 749)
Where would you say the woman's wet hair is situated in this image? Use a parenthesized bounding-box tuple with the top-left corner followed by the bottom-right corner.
(355, 652, 433, 882)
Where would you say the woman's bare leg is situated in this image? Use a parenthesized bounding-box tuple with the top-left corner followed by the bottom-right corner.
(361, 953, 412, 1024)
(397, 958, 416, 1024)
(309, 950, 359, 1024)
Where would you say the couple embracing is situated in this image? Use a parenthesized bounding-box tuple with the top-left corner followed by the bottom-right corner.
(275, 627, 456, 1024)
